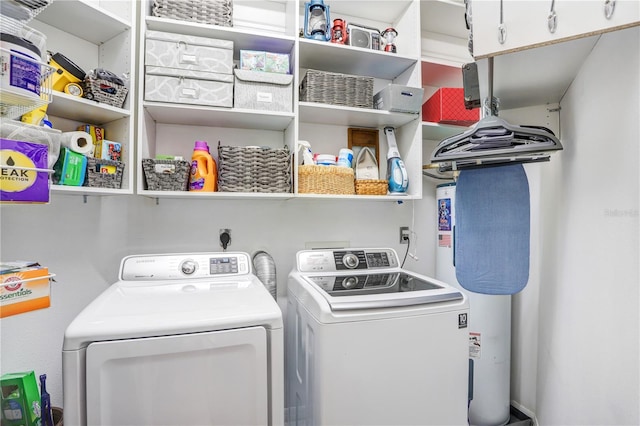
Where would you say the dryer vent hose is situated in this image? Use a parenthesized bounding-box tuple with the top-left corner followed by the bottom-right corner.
(253, 251, 277, 300)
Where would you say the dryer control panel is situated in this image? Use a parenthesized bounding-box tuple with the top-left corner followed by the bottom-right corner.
(120, 252, 251, 281)
(296, 248, 399, 273)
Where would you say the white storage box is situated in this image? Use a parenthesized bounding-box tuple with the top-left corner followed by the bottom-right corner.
(234, 69, 293, 112)
(145, 30, 234, 75)
(373, 84, 424, 114)
(145, 66, 233, 107)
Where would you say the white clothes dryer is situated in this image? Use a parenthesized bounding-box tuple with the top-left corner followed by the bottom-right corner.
(286, 248, 469, 426)
(63, 252, 283, 426)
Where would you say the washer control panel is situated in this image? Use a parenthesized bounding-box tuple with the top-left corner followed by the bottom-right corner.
(296, 248, 399, 273)
(120, 252, 251, 281)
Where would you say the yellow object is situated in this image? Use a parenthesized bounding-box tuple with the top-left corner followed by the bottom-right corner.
(20, 104, 48, 125)
(64, 82, 83, 96)
(49, 53, 85, 92)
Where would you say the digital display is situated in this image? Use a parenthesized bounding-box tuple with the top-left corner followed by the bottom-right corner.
(365, 252, 390, 268)
(209, 257, 238, 275)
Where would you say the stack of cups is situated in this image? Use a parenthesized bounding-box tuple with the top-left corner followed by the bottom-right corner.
(253, 251, 277, 300)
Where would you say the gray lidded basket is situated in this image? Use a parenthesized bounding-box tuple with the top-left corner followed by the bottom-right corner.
(218, 144, 291, 193)
(152, 0, 233, 27)
(84, 158, 125, 189)
(142, 158, 190, 191)
(299, 69, 374, 109)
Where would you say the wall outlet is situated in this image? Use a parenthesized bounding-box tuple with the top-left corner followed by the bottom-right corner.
(400, 227, 410, 244)
(219, 228, 231, 249)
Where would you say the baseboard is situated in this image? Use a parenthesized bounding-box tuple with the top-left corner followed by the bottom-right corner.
(511, 400, 538, 426)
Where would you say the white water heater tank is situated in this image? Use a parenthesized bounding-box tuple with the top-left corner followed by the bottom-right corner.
(435, 182, 512, 426)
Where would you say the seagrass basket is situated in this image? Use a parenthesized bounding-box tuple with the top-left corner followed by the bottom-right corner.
(83, 75, 128, 108)
(142, 158, 190, 191)
(84, 158, 124, 189)
(355, 179, 388, 195)
(299, 69, 374, 109)
(218, 145, 291, 193)
(152, 0, 233, 27)
(298, 165, 355, 195)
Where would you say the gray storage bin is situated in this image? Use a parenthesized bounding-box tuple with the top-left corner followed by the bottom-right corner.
(234, 69, 293, 112)
(145, 30, 234, 75)
(373, 84, 424, 113)
(145, 66, 233, 107)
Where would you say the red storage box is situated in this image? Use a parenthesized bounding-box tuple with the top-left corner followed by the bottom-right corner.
(422, 88, 479, 126)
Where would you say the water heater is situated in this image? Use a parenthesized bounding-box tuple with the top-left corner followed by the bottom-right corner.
(435, 182, 512, 426)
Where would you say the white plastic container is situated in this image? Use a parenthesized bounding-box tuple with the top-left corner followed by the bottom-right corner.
(0, 33, 42, 103)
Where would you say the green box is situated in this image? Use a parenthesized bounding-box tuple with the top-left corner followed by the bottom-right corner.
(53, 147, 87, 186)
(1, 371, 41, 426)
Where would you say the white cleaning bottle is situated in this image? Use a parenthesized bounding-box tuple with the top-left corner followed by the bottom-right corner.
(384, 126, 408, 193)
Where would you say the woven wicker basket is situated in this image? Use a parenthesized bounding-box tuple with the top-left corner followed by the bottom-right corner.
(152, 0, 233, 27)
(83, 76, 128, 108)
(218, 145, 291, 193)
(84, 158, 124, 189)
(142, 158, 190, 191)
(298, 165, 355, 195)
(299, 69, 374, 109)
(355, 179, 388, 195)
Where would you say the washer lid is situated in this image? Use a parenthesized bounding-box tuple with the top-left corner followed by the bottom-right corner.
(63, 275, 282, 351)
(304, 271, 463, 311)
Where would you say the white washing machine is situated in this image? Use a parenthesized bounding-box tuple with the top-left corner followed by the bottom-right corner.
(286, 248, 470, 426)
(63, 252, 283, 426)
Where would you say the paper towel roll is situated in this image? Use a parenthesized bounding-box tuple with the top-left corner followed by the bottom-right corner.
(61, 131, 93, 156)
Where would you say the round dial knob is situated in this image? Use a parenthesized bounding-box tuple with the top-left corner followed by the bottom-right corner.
(341, 276, 358, 289)
(180, 259, 197, 275)
(342, 253, 359, 269)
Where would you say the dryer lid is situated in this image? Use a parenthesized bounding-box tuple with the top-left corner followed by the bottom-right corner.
(63, 275, 282, 351)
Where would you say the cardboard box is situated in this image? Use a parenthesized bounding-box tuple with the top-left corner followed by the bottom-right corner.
(0, 371, 41, 425)
(234, 69, 293, 112)
(0, 265, 51, 318)
(240, 50, 290, 74)
(0, 139, 49, 203)
(52, 147, 87, 186)
(422, 88, 480, 126)
(101, 140, 122, 162)
(77, 124, 105, 158)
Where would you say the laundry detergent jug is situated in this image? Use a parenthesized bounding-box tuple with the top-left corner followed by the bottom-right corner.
(189, 140, 217, 191)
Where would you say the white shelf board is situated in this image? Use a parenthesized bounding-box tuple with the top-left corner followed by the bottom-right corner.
(138, 190, 294, 200)
(146, 17, 296, 55)
(51, 185, 133, 196)
(420, 0, 467, 40)
(478, 35, 599, 110)
(299, 102, 419, 128)
(144, 102, 295, 131)
(48, 92, 130, 124)
(299, 39, 418, 80)
(421, 121, 468, 141)
(36, 1, 131, 45)
(315, 0, 413, 24)
(294, 193, 417, 202)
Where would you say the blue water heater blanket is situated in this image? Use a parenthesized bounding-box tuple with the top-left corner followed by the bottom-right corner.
(454, 164, 530, 295)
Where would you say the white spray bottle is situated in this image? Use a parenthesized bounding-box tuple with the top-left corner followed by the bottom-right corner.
(384, 126, 408, 193)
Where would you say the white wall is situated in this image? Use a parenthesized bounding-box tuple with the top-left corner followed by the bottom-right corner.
(534, 27, 639, 424)
(0, 193, 435, 408)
